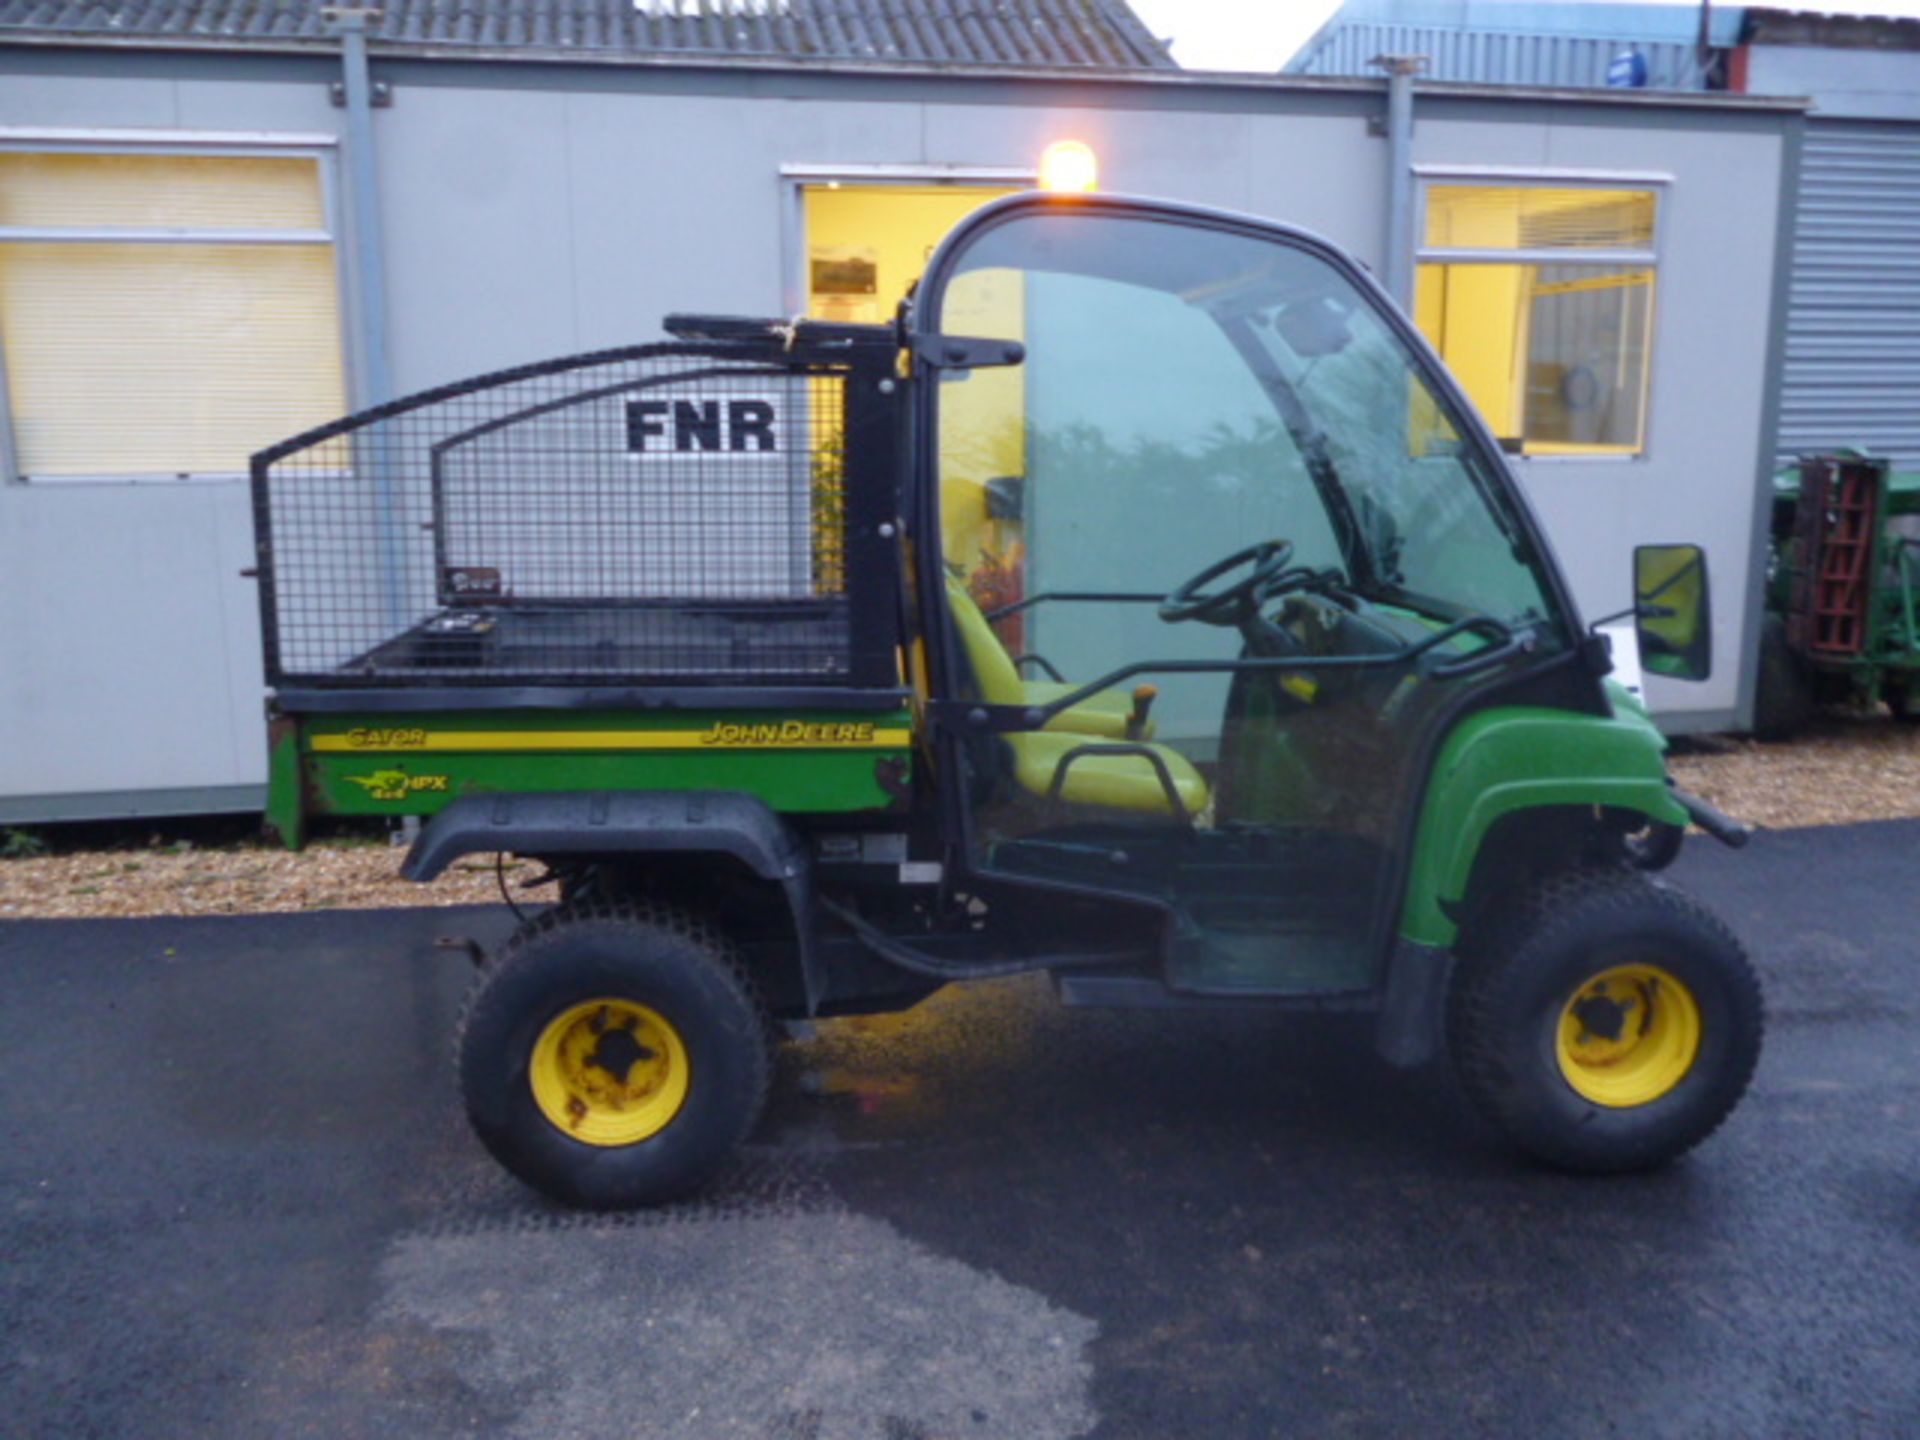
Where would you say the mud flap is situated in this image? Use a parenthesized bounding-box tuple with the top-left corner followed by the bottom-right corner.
(1375, 940, 1454, 1068)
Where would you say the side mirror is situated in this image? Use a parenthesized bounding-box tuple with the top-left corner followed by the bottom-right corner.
(1634, 543, 1711, 681)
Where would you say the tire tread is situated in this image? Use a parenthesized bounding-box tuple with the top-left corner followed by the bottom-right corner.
(455, 898, 772, 1206)
(1448, 865, 1763, 1171)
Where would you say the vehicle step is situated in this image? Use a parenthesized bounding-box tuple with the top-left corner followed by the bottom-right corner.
(1053, 969, 1372, 1011)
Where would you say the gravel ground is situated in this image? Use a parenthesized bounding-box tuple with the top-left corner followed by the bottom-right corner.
(1666, 710, 1920, 830)
(0, 840, 557, 920)
(3, 714, 1915, 920)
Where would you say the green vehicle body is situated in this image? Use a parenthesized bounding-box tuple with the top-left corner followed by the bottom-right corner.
(269, 707, 915, 846)
(268, 694, 1684, 957)
(1399, 693, 1686, 947)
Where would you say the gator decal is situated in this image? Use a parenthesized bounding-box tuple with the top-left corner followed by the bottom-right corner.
(343, 770, 452, 801)
(334, 727, 430, 749)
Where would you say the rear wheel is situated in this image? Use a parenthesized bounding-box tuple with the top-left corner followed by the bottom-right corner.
(457, 900, 770, 1208)
(1448, 867, 1762, 1173)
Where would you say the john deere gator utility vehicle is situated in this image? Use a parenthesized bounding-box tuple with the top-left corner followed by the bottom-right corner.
(252, 194, 1761, 1208)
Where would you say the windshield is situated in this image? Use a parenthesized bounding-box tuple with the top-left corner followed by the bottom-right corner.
(932, 208, 1564, 637)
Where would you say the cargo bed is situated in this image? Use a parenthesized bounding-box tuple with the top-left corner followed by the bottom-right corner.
(339, 598, 851, 681)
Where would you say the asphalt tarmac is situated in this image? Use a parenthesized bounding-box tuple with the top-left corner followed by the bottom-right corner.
(3, 820, 1916, 1439)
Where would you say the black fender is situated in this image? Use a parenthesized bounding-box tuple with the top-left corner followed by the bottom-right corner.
(403, 790, 823, 1012)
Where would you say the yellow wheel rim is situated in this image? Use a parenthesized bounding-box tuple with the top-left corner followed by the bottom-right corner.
(528, 998, 690, 1146)
(1556, 963, 1702, 1108)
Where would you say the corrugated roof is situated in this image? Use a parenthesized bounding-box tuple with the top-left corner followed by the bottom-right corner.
(1293, 1, 1746, 54)
(1285, 0, 1749, 88)
(0, 0, 1177, 69)
(1291, 24, 1716, 89)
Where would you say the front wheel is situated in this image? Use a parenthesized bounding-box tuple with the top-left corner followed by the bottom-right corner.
(457, 900, 771, 1208)
(1448, 868, 1762, 1173)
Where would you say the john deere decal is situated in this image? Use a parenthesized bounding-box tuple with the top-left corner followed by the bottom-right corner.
(701, 721, 877, 746)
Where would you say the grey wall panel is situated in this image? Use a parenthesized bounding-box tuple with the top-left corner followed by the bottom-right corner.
(1745, 47, 1920, 123)
(1239, 112, 1381, 263)
(0, 66, 340, 131)
(922, 100, 1255, 213)
(373, 86, 583, 386)
(1410, 114, 1554, 167)
(1414, 117, 1786, 724)
(166, 72, 340, 132)
(0, 480, 265, 811)
(0, 71, 181, 127)
(919, 101, 1378, 258)
(1776, 119, 1920, 468)
(560, 90, 844, 346)
(0, 784, 265, 824)
(1551, 119, 1780, 725)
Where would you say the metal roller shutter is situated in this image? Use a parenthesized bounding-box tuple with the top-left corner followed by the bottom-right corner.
(1778, 120, 1920, 468)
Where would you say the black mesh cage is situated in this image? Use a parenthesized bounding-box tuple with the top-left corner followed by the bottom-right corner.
(251, 342, 898, 692)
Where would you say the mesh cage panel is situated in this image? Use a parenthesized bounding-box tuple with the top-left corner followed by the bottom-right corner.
(253, 344, 863, 688)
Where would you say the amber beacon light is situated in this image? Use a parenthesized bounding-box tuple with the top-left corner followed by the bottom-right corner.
(1038, 139, 1099, 193)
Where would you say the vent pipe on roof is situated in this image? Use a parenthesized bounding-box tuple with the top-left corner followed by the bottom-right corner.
(1373, 53, 1426, 312)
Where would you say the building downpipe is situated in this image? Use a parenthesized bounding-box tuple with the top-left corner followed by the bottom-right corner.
(327, 5, 394, 411)
(1373, 54, 1426, 311)
(326, 7, 407, 648)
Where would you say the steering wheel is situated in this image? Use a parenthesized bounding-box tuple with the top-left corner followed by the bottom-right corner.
(1159, 540, 1297, 626)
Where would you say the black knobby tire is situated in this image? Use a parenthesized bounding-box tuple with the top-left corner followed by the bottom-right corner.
(1448, 867, 1763, 1174)
(457, 900, 771, 1209)
(1752, 614, 1814, 741)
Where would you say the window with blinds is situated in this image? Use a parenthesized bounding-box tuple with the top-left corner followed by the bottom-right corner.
(1415, 181, 1660, 458)
(1421, 186, 1657, 253)
(0, 150, 347, 480)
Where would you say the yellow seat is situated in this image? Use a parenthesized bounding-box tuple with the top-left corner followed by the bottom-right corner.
(944, 576, 1208, 819)
(1009, 730, 1211, 817)
(1021, 680, 1139, 738)
(944, 577, 1151, 740)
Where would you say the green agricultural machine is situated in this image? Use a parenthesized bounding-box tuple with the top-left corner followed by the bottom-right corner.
(1754, 451, 1920, 738)
(252, 194, 1761, 1208)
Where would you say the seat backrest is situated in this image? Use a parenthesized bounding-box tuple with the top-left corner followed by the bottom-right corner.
(944, 574, 1024, 704)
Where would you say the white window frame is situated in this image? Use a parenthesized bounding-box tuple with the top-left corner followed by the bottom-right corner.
(0, 128, 348, 485)
(1413, 165, 1671, 464)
